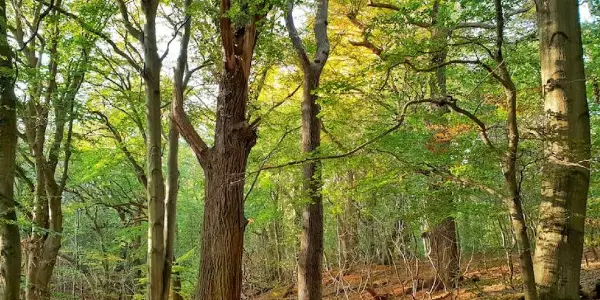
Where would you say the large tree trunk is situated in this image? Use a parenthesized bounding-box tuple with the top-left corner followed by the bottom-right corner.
(195, 68, 256, 300)
(0, 0, 21, 296)
(429, 217, 459, 289)
(171, 1, 262, 298)
(533, 1, 591, 299)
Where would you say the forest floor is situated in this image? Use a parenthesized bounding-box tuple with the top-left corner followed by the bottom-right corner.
(249, 248, 600, 299)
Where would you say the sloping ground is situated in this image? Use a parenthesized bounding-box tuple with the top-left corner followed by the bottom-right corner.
(249, 249, 600, 299)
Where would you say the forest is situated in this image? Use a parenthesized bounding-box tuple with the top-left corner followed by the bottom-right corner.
(0, 0, 599, 299)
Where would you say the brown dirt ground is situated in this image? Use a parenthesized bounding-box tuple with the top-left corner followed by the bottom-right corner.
(248, 248, 600, 300)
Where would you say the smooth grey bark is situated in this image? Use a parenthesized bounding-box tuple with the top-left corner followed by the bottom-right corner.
(16, 5, 84, 296)
(533, 1, 591, 299)
(162, 1, 189, 298)
(116, 0, 166, 297)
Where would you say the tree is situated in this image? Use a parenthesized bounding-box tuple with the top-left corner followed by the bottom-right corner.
(10, 1, 92, 295)
(533, 1, 591, 299)
(285, 0, 330, 298)
(171, 0, 266, 298)
(0, 0, 21, 296)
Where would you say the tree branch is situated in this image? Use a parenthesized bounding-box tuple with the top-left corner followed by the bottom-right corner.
(92, 110, 148, 188)
(254, 97, 444, 172)
(250, 83, 302, 127)
(312, 0, 330, 68)
(116, 0, 143, 41)
(38, 0, 141, 71)
(285, 0, 310, 70)
(171, 2, 212, 168)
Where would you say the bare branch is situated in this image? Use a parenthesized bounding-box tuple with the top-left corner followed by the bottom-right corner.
(439, 96, 497, 150)
(254, 97, 443, 171)
(250, 83, 302, 127)
(348, 39, 382, 56)
(17, 0, 55, 51)
(92, 110, 148, 188)
(366, 0, 399, 11)
(160, 16, 190, 62)
(453, 22, 495, 30)
(243, 126, 300, 202)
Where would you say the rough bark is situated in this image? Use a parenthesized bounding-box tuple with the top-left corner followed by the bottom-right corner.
(533, 1, 591, 299)
(428, 215, 459, 289)
(0, 0, 21, 296)
(171, 0, 262, 298)
(286, 0, 330, 298)
(195, 66, 256, 300)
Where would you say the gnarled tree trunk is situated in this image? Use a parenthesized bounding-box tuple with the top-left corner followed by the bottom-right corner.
(171, 1, 262, 298)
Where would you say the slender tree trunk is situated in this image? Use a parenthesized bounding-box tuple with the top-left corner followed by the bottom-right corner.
(0, 0, 21, 296)
(533, 1, 591, 299)
(593, 79, 599, 104)
(162, 108, 179, 300)
(297, 72, 324, 300)
(502, 88, 537, 300)
(487, 2, 539, 298)
(161, 2, 188, 298)
(286, 1, 329, 298)
(139, 0, 167, 298)
(339, 172, 359, 270)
